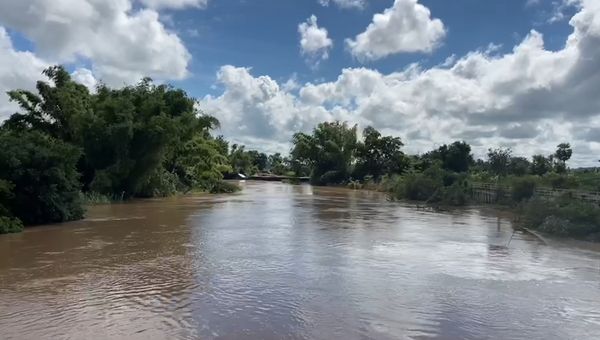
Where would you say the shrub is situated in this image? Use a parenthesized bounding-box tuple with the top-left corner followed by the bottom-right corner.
(393, 166, 471, 205)
(82, 192, 112, 205)
(521, 197, 600, 239)
(209, 181, 241, 194)
(543, 173, 577, 189)
(521, 198, 554, 228)
(378, 174, 399, 192)
(138, 168, 179, 197)
(441, 181, 470, 206)
(0, 216, 23, 234)
(395, 172, 442, 201)
(81, 192, 127, 205)
(347, 180, 362, 190)
(511, 177, 536, 202)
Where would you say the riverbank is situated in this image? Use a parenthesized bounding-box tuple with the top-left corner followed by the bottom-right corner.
(338, 176, 600, 243)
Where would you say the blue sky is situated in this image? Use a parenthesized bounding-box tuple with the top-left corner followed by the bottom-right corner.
(164, 0, 576, 97)
(0, 0, 599, 166)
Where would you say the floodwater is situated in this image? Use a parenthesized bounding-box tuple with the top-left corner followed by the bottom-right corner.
(1, 182, 599, 340)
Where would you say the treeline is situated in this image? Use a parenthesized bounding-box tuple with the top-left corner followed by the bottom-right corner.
(0, 66, 270, 234)
(285, 121, 579, 188)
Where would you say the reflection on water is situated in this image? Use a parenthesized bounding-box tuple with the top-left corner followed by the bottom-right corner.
(1, 181, 599, 339)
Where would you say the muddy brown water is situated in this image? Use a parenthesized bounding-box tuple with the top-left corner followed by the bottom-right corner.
(1, 181, 599, 339)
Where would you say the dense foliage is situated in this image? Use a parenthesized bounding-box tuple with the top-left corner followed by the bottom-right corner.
(291, 122, 358, 185)
(354, 127, 407, 181)
(289, 123, 409, 185)
(0, 130, 83, 226)
(0, 66, 239, 232)
(423, 141, 473, 173)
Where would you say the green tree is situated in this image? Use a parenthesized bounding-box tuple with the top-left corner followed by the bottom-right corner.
(4, 66, 93, 143)
(171, 136, 232, 192)
(229, 144, 256, 175)
(5, 65, 232, 199)
(531, 154, 552, 176)
(247, 150, 268, 172)
(554, 143, 572, 173)
(354, 126, 407, 180)
(508, 157, 531, 176)
(0, 130, 83, 225)
(268, 153, 290, 175)
(291, 121, 357, 185)
(84, 80, 195, 196)
(425, 141, 473, 173)
(487, 147, 512, 176)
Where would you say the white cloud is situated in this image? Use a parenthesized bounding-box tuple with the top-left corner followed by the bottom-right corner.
(298, 15, 333, 67)
(346, 0, 446, 61)
(548, 0, 579, 23)
(2, 0, 600, 166)
(0, 0, 191, 86)
(0, 27, 48, 120)
(71, 68, 98, 91)
(139, 0, 208, 10)
(318, 0, 365, 10)
(200, 0, 600, 166)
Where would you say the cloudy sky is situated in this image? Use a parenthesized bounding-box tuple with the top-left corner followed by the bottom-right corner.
(1, 0, 599, 166)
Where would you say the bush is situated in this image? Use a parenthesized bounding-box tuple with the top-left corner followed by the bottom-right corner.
(0, 216, 23, 234)
(393, 166, 470, 205)
(138, 168, 179, 197)
(315, 170, 347, 186)
(347, 180, 362, 190)
(81, 191, 127, 205)
(542, 173, 578, 189)
(511, 177, 536, 202)
(209, 181, 241, 194)
(0, 131, 84, 225)
(521, 197, 600, 239)
(378, 174, 399, 192)
(396, 173, 442, 201)
(441, 181, 470, 206)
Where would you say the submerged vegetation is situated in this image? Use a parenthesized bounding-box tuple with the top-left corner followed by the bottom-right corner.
(1, 65, 599, 240)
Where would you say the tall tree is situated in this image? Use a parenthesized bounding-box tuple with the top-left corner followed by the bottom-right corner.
(247, 150, 268, 172)
(487, 147, 512, 176)
(291, 121, 357, 185)
(4, 66, 93, 143)
(354, 126, 406, 180)
(554, 143, 572, 173)
(268, 153, 290, 175)
(531, 154, 552, 176)
(229, 144, 248, 174)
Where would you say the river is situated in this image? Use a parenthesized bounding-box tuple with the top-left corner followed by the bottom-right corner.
(1, 181, 599, 339)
